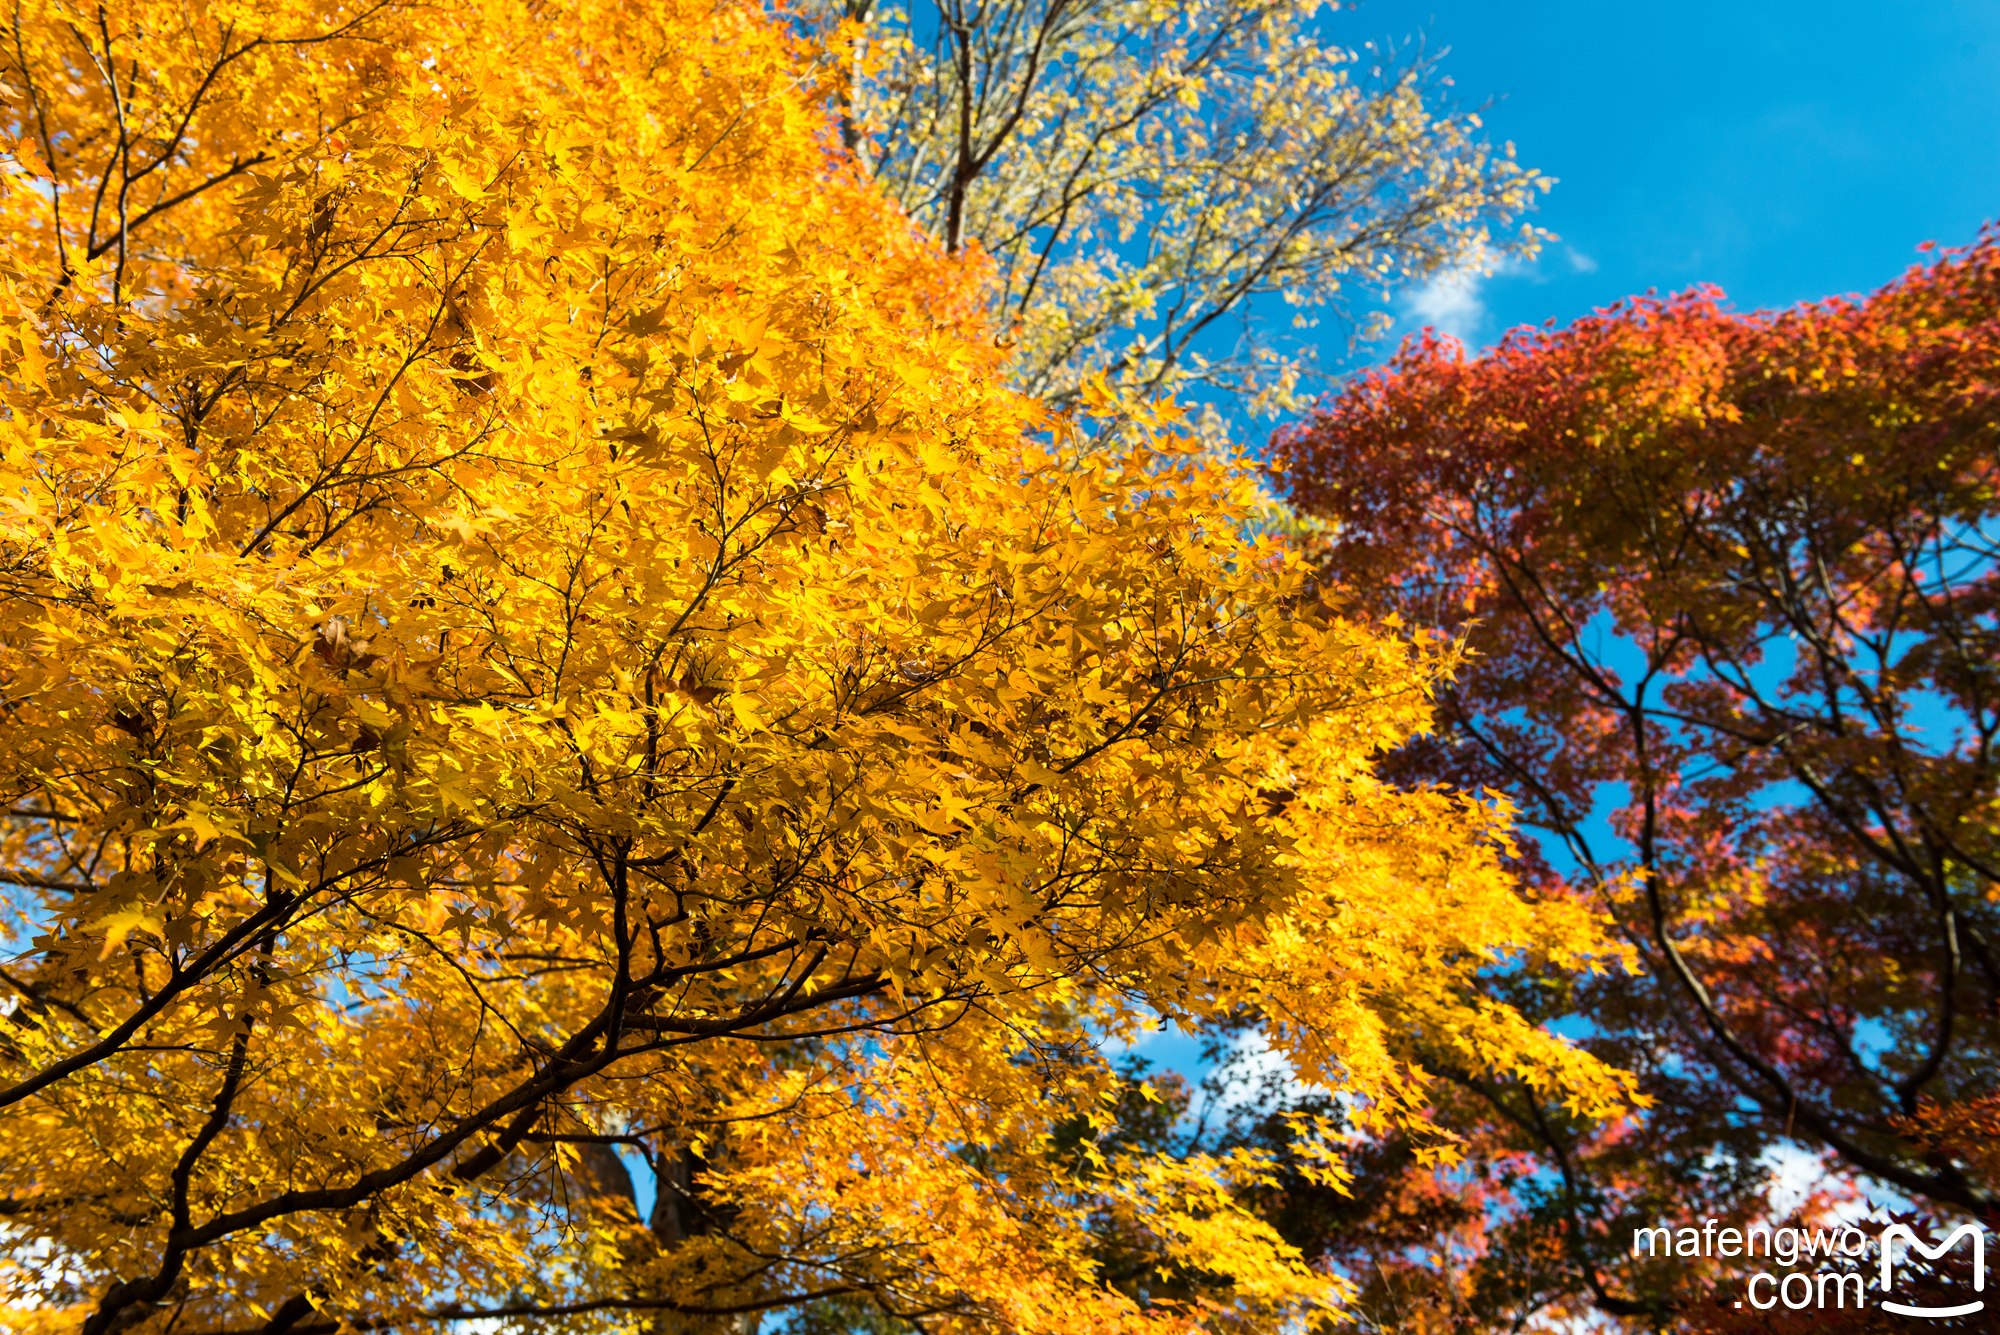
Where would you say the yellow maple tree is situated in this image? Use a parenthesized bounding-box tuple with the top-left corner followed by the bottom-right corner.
(0, 0, 1631, 1330)
(819, 0, 1549, 426)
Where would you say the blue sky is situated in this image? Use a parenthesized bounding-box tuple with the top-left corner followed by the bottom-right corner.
(1342, 0, 2000, 355)
(1129, 0, 2000, 1111)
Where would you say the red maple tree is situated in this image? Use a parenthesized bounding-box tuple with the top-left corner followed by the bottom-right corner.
(1266, 230, 2000, 1327)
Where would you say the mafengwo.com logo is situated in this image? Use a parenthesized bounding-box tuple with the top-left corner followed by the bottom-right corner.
(1632, 1220, 1986, 1316)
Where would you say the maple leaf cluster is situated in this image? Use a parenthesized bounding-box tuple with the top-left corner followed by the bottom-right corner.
(1271, 229, 2000, 1329)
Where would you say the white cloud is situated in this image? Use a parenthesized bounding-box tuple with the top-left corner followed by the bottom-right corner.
(1400, 265, 1492, 345)
(1762, 1142, 1833, 1220)
(1187, 1028, 1328, 1131)
(1759, 1142, 1909, 1224)
(1565, 246, 1599, 274)
(1398, 248, 1524, 346)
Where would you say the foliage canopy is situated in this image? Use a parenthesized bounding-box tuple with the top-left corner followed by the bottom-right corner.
(0, 0, 1625, 1330)
(820, 0, 1546, 429)
(1272, 232, 2000, 1329)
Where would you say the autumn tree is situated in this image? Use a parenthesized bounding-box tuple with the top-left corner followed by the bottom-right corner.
(1269, 233, 2000, 1327)
(813, 0, 1547, 431)
(0, 0, 1632, 1330)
